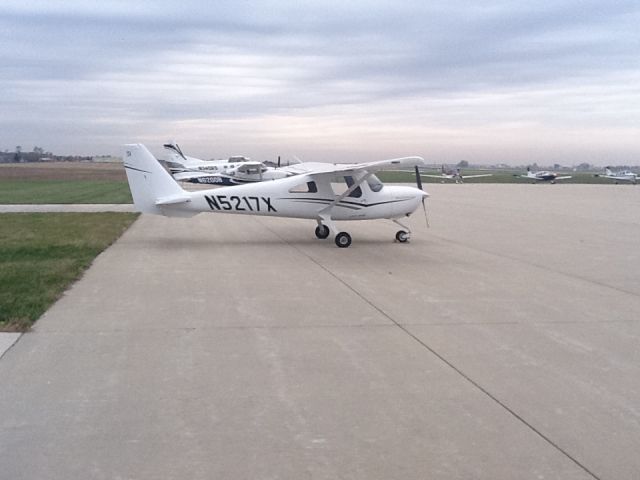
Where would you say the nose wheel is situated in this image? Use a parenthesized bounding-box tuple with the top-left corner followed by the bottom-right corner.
(392, 219, 412, 243)
(395, 230, 410, 243)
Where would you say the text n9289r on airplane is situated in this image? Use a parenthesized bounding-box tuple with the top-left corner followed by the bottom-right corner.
(123, 144, 429, 248)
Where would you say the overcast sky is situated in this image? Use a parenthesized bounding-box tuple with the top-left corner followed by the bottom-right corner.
(1, 1, 639, 165)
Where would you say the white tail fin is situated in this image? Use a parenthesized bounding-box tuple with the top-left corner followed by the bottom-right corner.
(605, 166, 614, 176)
(123, 144, 186, 215)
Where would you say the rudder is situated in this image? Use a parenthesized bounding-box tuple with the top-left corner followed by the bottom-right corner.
(123, 144, 186, 215)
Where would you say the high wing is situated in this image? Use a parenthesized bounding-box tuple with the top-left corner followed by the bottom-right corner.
(303, 156, 425, 193)
(235, 161, 266, 173)
(284, 157, 425, 176)
(460, 174, 492, 179)
(331, 156, 425, 175)
(421, 174, 450, 179)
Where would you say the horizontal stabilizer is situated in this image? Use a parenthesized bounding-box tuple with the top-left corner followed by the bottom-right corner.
(156, 194, 192, 206)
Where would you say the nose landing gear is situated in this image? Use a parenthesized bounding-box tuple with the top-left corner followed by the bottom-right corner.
(392, 218, 412, 243)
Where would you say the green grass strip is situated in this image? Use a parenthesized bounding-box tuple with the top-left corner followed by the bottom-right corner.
(377, 171, 614, 184)
(0, 212, 138, 331)
(0, 180, 133, 204)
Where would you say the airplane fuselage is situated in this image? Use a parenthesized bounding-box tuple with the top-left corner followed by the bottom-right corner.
(180, 169, 290, 186)
(530, 171, 556, 181)
(160, 174, 425, 221)
(599, 170, 638, 183)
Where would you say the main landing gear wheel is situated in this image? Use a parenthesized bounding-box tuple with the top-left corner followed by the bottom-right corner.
(315, 224, 330, 239)
(395, 230, 410, 243)
(335, 232, 352, 248)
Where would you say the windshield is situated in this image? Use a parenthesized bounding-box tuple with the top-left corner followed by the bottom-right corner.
(367, 174, 384, 192)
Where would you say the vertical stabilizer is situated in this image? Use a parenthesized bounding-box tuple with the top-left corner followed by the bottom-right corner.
(123, 144, 186, 214)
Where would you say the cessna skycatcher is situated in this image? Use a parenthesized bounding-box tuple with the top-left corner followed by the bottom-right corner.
(594, 167, 638, 184)
(124, 144, 428, 248)
(421, 165, 492, 183)
(515, 167, 572, 184)
(163, 142, 290, 185)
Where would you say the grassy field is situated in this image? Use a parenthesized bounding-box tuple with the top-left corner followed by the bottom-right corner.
(0, 212, 138, 331)
(0, 161, 132, 204)
(377, 170, 624, 184)
(0, 180, 132, 204)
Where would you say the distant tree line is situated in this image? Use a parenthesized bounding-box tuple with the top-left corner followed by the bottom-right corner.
(0, 146, 93, 163)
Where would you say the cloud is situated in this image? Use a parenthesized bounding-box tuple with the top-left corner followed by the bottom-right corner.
(1, 1, 639, 164)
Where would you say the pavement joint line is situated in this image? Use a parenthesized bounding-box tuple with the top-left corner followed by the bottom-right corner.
(429, 232, 640, 299)
(326, 277, 602, 480)
(258, 220, 602, 480)
(0, 333, 22, 361)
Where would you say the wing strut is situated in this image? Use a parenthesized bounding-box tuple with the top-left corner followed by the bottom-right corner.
(318, 172, 372, 217)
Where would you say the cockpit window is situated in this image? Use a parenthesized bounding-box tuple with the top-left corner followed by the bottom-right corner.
(367, 174, 384, 192)
(242, 167, 263, 175)
(344, 176, 362, 198)
(165, 161, 184, 170)
(289, 181, 318, 193)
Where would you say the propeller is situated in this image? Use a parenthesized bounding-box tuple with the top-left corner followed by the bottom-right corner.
(415, 166, 430, 228)
(277, 155, 281, 168)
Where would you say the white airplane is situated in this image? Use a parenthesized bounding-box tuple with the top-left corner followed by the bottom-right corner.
(124, 144, 429, 247)
(515, 167, 572, 184)
(163, 142, 290, 185)
(594, 166, 638, 184)
(420, 165, 492, 183)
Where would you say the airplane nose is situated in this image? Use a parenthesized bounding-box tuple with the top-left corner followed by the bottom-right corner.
(421, 190, 429, 198)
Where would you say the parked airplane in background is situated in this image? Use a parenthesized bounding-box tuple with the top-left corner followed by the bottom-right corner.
(163, 142, 206, 171)
(163, 142, 290, 185)
(421, 165, 492, 183)
(594, 167, 638, 184)
(515, 167, 572, 184)
(124, 144, 428, 247)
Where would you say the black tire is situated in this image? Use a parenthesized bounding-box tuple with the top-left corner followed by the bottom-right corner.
(395, 230, 409, 243)
(335, 232, 352, 248)
(315, 224, 330, 239)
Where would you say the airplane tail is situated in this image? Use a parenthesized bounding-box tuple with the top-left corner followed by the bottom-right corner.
(163, 141, 187, 161)
(605, 166, 614, 176)
(162, 142, 198, 173)
(123, 144, 188, 215)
